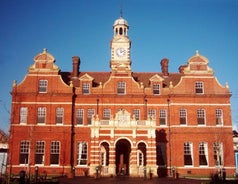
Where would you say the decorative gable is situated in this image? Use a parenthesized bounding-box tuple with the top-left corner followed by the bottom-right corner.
(149, 74, 164, 82)
(28, 48, 59, 73)
(182, 50, 213, 75)
(79, 73, 94, 81)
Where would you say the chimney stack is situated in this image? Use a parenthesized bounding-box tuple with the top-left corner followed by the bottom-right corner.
(72, 56, 80, 79)
(160, 58, 169, 76)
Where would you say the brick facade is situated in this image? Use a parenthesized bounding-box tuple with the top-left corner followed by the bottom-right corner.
(7, 16, 235, 178)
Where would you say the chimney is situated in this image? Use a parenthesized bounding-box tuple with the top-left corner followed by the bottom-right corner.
(72, 56, 80, 79)
(160, 58, 169, 76)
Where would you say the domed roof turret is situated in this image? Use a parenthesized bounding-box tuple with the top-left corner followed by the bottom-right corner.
(113, 16, 129, 28)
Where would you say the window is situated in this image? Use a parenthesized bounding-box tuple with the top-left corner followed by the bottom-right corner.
(199, 142, 208, 166)
(184, 142, 193, 166)
(133, 109, 140, 120)
(100, 143, 109, 166)
(20, 107, 28, 124)
(195, 81, 204, 94)
(137, 150, 144, 166)
(216, 109, 223, 125)
(77, 142, 87, 165)
(38, 80, 47, 93)
(197, 109, 205, 125)
(103, 109, 111, 120)
(76, 109, 84, 125)
(87, 109, 95, 125)
(179, 109, 187, 125)
(56, 108, 64, 124)
(159, 109, 166, 125)
(37, 107, 46, 124)
(148, 109, 156, 120)
(50, 141, 60, 165)
(19, 140, 30, 164)
(82, 83, 90, 94)
(153, 84, 160, 95)
(156, 143, 166, 166)
(213, 142, 223, 166)
(117, 82, 126, 94)
(35, 141, 45, 164)
(137, 142, 146, 167)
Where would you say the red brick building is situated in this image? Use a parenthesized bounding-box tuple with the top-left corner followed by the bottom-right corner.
(7, 16, 235, 178)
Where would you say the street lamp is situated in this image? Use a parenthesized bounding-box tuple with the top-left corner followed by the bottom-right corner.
(167, 97, 172, 176)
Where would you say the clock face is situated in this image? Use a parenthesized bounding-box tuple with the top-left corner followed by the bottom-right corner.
(116, 48, 126, 57)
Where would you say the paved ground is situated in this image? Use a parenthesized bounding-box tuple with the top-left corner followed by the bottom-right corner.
(58, 176, 214, 184)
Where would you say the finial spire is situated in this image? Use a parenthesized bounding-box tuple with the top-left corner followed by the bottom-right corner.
(120, 1, 123, 17)
(196, 50, 199, 56)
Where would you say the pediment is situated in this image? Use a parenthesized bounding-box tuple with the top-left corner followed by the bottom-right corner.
(115, 109, 131, 122)
(79, 73, 94, 81)
(149, 74, 164, 82)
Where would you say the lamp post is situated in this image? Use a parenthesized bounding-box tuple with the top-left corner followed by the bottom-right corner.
(167, 97, 172, 176)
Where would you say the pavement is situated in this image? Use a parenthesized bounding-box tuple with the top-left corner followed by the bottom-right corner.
(58, 176, 238, 184)
(58, 176, 211, 184)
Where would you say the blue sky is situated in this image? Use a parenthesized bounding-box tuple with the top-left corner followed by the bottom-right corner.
(0, 0, 238, 133)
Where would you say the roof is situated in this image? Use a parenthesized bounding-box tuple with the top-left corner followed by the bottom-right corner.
(61, 71, 182, 88)
(113, 17, 129, 27)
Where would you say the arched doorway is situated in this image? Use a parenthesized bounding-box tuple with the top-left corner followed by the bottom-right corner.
(115, 139, 131, 175)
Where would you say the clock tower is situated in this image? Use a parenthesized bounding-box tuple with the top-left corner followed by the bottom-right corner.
(110, 15, 131, 73)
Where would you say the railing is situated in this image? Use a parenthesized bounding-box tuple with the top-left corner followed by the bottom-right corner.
(92, 119, 155, 127)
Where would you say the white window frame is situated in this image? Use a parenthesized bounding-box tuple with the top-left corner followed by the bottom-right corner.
(159, 109, 166, 125)
(137, 150, 144, 167)
(148, 109, 156, 120)
(133, 109, 140, 120)
(100, 146, 106, 166)
(37, 107, 46, 124)
(216, 109, 223, 126)
(153, 84, 160, 95)
(213, 142, 223, 166)
(76, 109, 84, 125)
(20, 107, 28, 124)
(50, 141, 60, 165)
(195, 81, 204, 94)
(19, 140, 30, 165)
(38, 80, 48, 93)
(103, 109, 111, 120)
(56, 107, 64, 124)
(117, 81, 126, 95)
(184, 142, 193, 166)
(82, 83, 90, 95)
(179, 109, 187, 125)
(199, 142, 208, 166)
(77, 142, 88, 166)
(197, 109, 206, 125)
(35, 141, 45, 165)
(87, 109, 95, 125)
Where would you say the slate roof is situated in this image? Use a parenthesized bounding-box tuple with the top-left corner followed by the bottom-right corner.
(60, 71, 182, 88)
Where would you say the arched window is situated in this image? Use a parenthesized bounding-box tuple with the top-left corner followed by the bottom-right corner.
(100, 142, 109, 166)
(137, 142, 146, 166)
(119, 27, 123, 35)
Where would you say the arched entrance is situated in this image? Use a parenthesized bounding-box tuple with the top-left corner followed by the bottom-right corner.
(115, 139, 131, 175)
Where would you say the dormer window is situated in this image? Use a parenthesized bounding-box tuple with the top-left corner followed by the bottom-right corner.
(38, 80, 47, 93)
(82, 83, 90, 95)
(117, 82, 126, 94)
(195, 81, 204, 94)
(153, 84, 160, 95)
